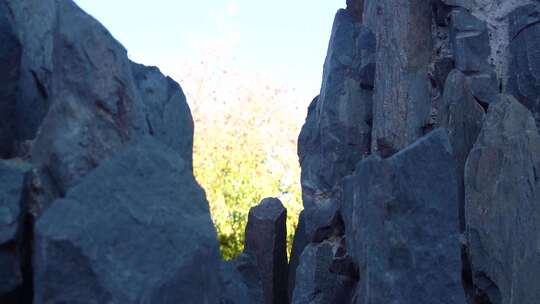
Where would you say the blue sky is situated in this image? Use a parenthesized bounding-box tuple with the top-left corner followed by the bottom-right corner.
(74, 0, 343, 103)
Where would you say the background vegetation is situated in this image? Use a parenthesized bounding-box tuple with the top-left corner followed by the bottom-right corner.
(182, 52, 306, 259)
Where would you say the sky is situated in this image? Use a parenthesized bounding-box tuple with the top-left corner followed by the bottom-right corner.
(73, 0, 344, 105)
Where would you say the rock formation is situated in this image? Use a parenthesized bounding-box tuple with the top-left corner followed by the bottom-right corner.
(1, 0, 540, 303)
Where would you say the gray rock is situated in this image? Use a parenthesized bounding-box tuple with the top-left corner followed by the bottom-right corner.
(298, 9, 374, 207)
(244, 197, 288, 304)
(292, 242, 355, 304)
(465, 95, 540, 304)
(465, 72, 499, 107)
(439, 69, 485, 230)
(507, 3, 540, 128)
(131, 62, 194, 166)
(4, 0, 57, 142)
(0, 4, 22, 158)
(0, 160, 31, 299)
(33, 138, 222, 304)
(31, 0, 148, 193)
(450, 9, 491, 73)
(342, 129, 466, 303)
(220, 253, 264, 304)
(288, 211, 308, 302)
(371, 0, 432, 156)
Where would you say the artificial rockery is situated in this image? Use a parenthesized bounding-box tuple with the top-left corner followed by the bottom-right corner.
(0, 0, 539, 303)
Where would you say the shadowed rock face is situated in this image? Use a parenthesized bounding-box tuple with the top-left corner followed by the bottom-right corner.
(33, 138, 222, 304)
(342, 129, 466, 304)
(244, 198, 289, 304)
(465, 95, 540, 304)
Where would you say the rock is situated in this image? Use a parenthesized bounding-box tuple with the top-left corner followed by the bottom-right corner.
(4, 0, 57, 142)
(30, 0, 148, 193)
(449, 9, 491, 73)
(220, 253, 264, 304)
(33, 138, 222, 304)
(0, 4, 22, 158)
(371, 0, 432, 156)
(0, 160, 31, 300)
(439, 69, 485, 229)
(298, 9, 375, 206)
(465, 72, 499, 107)
(507, 3, 540, 128)
(288, 211, 308, 302)
(244, 197, 288, 304)
(346, 0, 364, 21)
(342, 129, 466, 303)
(465, 95, 540, 304)
(292, 242, 355, 304)
(131, 62, 194, 166)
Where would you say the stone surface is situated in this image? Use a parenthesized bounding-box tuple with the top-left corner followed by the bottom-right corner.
(371, 0, 433, 156)
(0, 160, 31, 300)
(0, 4, 22, 158)
(244, 197, 288, 304)
(342, 129, 466, 303)
(465, 95, 540, 304)
(292, 242, 355, 304)
(450, 9, 491, 73)
(33, 138, 222, 304)
(220, 253, 264, 304)
(439, 69, 485, 229)
(298, 9, 375, 207)
(507, 3, 540, 128)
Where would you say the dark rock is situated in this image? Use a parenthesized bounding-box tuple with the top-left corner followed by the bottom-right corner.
(450, 9, 491, 73)
(244, 197, 288, 304)
(346, 0, 364, 21)
(131, 62, 194, 166)
(298, 9, 375, 207)
(433, 56, 455, 93)
(507, 3, 540, 128)
(33, 138, 221, 304)
(292, 242, 355, 304)
(30, 0, 148, 193)
(220, 253, 264, 304)
(342, 129, 466, 303)
(371, 0, 432, 155)
(465, 95, 540, 304)
(439, 69, 485, 230)
(0, 4, 22, 158)
(288, 211, 308, 302)
(465, 72, 499, 107)
(0, 160, 31, 299)
(4, 0, 57, 142)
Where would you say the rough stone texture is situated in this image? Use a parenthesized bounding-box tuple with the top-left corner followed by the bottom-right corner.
(439, 69, 485, 229)
(244, 197, 288, 304)
(131, 62, 194, 166)
(370, 0, 432, 156)
(507, 3, 540, 128)
(342, 129, 466, 303)
(0, 160, 31, 300)
(4, 0, 57, 142)
(33, 138, 222, 304)
(450, 9, 491, 73)
(292, 242, 355, 304)
(298, 9, 375, 207)
(465, 95, 540, 304)
(220, 253, 264, 304)
(0, 4, 22, 158)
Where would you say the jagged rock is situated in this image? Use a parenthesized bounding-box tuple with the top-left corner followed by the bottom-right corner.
(33, 138, 222, 304)
(292, 242, 355, 304)
(465, 95, 540, 304)
(465, 72, 499, 107)
(288, 211, 308, 302)
(220, 253, 264, 304)
(244, 197, 288, 304)
(342, 129, 466, 303)
(450, 9, 491, 73)
(298, 9, 375, 207)
(131, 62, 194, 166)
(0, 160, 31, 301)
(371, 0, 432, 156)
(507, 3, 540, 128)
(439, 69, 485, 229)
(4, 0, 56, 142)
(346, 0, 364, 21)
(0, 4, 22, 158)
